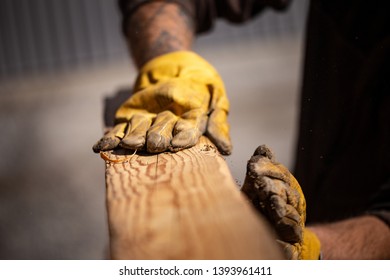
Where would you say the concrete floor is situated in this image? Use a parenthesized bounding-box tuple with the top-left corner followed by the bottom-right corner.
(0, 37, 303, 259)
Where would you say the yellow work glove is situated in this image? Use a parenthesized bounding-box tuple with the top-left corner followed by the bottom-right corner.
(93, 51, 232, 155)
(241, 145, 321, 259)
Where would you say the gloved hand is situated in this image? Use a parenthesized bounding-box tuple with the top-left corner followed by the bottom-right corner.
(93, 51, 232, 155)
(241, 145, 321, 259)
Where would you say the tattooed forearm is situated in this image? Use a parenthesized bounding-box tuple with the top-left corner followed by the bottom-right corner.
(126, 2, 195, 68)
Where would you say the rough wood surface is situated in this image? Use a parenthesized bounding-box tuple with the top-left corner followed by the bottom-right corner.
(101, 136, 282, 259)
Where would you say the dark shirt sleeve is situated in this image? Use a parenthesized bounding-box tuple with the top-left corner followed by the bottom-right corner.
(366, 178, 390, 227)
(118, 0, 291, 34)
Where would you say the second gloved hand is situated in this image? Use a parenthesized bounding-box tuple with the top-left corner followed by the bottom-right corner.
(241, 145, 321, 259)
(93, 51, 232, 155)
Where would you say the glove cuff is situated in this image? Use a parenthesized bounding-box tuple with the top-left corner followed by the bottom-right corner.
(301, 228, 321, 260)
(139, 50, 218, 74)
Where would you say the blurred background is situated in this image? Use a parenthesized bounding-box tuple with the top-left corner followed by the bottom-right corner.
(0, 0, 309, 259)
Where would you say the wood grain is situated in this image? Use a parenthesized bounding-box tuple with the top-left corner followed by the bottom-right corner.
(102, 137, 282, 259)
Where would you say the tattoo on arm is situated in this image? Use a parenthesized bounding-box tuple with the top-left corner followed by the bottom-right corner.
(126, 2, 195, 68)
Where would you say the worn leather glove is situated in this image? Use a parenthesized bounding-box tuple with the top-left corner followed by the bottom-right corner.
(93, 51, 232, 155)
(241, 145, 321, 259)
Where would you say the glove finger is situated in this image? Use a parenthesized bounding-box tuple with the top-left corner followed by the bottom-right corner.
(146, 111, 178, 153)
(170, 120, 201, 152)
(241, 158, 287, 207)
(206, 108, 232, 155)
(275, 203, 303, 243)
(277, 240, 300, 260)
(248, 146, 306, 220)
(260, 176, 288, 201)
(120, 114, 153, 150)
(288, 175, 306, 222)
(170, 109, 207, 152)
(208, 83, 229, 113)
(285, 183, 304, 216)
(251, 145, 296, 183)
(257, 177, 303, 243)
(92, 123, 127, 153)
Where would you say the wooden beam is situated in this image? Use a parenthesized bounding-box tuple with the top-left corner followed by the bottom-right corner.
(101, 136, 282, 259)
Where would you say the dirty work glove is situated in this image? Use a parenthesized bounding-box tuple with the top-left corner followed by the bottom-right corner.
(241, 145, 321, 259)
(93, 51, 231, 155)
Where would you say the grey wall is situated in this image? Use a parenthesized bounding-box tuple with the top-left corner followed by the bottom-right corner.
(0, 0, 309, 79)
(0, 0, 125, 78)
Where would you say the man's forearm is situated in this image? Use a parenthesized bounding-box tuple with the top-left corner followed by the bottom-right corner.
(125, 2, 194, 68)
(309, 215, 390, 259)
